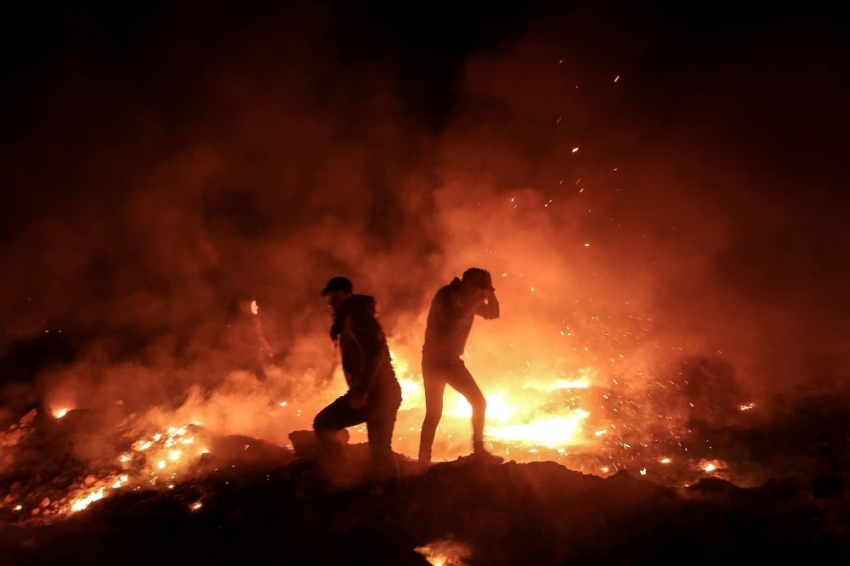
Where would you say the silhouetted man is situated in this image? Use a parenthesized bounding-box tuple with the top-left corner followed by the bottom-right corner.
(224, 298, 275, 381)
(313, 277, 402, 487)
(418, 268, 503, 465)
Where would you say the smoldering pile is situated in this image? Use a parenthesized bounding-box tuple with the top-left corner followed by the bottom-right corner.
(1, 427, 849, 566)
(0, 406, 293, 525)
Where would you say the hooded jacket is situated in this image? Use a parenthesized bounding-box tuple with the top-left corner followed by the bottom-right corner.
(330, 294, 395, 394)
(422, 278, 500, 362)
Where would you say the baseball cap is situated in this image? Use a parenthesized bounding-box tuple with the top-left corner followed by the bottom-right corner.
(321, 276, 353, 297)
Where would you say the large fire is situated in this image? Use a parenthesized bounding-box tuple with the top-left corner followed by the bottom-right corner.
(0, 297, 760, 525)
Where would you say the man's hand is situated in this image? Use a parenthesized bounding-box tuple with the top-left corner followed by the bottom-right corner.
(462, 288, 487, 315)
(349, 391, 368, 409)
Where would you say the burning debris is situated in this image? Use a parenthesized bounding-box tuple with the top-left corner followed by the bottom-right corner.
(0, 405, 292, 524)
(0, 347, 794, 528)
(3, 445, 848, 565)
(63, 423, 211, 516)
(415, 538, 471, 566)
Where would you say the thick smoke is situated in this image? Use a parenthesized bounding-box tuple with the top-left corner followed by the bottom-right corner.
(1, 2, 848, 460)
(0, 4, 444, 426)
(433, 4, 850, 415)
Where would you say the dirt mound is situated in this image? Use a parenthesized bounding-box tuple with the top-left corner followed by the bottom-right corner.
(2, 433, 849, 565)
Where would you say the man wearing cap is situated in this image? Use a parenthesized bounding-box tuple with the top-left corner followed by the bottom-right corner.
(313, 277, 402, 487)
(418, 268, 504, 465)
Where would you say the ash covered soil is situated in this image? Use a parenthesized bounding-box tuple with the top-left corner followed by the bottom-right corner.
(3, 407, 850, 566)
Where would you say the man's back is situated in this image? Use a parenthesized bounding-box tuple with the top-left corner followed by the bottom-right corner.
(334, 294, 395, 390)
(423, 279, 476, 361)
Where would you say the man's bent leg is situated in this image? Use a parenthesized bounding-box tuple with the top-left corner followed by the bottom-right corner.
(313, 394, 365, 480)
(366, 378, 402, 480)
(418, 363, 447, 465)
(444, 361, 488, 453)
(367, 380, 403, 516)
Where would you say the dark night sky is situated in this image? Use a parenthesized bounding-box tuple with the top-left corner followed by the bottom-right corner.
(2, 1, 847, 218)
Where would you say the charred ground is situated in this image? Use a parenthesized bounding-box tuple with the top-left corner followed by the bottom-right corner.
(2, 391, 850, 565)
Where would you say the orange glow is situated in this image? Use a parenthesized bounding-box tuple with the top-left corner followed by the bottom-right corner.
(415, 539, 471, 566)
(58, 423, 212, 515)
(54, 408, 68, 418)
(70, 488, 104, 512)
(486, 410, 590, 448)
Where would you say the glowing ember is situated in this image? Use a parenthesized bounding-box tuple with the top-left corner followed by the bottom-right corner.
(595, 429, 608, 436)
(600, 466, 609, 473)
(704, 463, 716, 472)
(70, 488, 104, 512)
(54, 408, 68, 418)
(415, 539, 471, 566)
(15, 505, 22, 511)
(190, 501, 203, 511)
(640, 468, 647, 475)
(740, 403, 755, 411)
(10, 421, 213, 518)
(660, 458, 671, 464)
(250, 300, 259, 315)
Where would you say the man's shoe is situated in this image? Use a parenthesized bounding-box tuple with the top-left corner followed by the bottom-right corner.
(471, 449, 504, 464)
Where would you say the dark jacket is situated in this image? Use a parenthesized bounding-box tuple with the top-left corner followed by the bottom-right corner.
(330, 294, 396, 394)
(422, 278, 500, 362)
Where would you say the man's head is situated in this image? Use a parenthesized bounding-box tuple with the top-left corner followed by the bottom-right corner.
(461, 268, 495, 302)
(321, 276, 354, 311)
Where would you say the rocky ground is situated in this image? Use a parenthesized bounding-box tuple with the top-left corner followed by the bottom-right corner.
(2, 430, 850, 566)
(3, 385, 850, 565)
